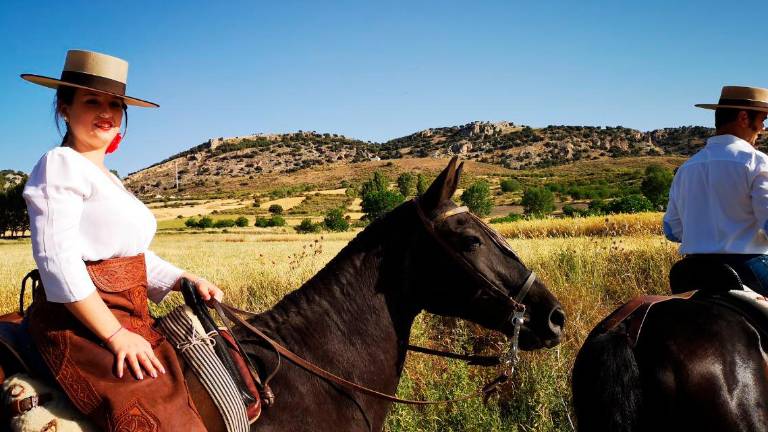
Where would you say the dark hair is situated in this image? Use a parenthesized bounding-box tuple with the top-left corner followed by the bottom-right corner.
(54, 85, 128, 146)
(715, 108, 760, 129)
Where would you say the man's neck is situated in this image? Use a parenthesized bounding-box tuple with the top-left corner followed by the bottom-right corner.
(715, 128, 754, 146)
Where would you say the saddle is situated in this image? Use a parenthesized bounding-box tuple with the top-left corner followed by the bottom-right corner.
(600, 256, 768, 346)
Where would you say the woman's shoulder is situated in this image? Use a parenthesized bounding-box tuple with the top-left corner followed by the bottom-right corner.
(25, 147, 94, 194)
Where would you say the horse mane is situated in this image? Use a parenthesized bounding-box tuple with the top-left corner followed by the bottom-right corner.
(254, 201, 415, 328)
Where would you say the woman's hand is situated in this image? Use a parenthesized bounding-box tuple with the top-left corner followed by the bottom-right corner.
(193, 277, 224, 307)
(105, 327, 165, 380)
(177, 272, 224, 308)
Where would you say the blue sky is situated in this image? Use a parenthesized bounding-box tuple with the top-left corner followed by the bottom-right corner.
(2, 0, 767, 175)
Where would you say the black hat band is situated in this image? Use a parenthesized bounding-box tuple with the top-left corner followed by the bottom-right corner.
(718, 98, 768, 110)
(60, 70, 126, 96)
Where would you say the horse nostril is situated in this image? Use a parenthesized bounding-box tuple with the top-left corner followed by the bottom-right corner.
(548, 307, 565, 333)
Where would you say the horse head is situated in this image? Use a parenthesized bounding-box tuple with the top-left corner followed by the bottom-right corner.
(403, 157, 564, 350)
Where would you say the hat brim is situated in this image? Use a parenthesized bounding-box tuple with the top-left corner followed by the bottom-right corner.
(21, 74, 159, 108)
(695, 103, 768, 113)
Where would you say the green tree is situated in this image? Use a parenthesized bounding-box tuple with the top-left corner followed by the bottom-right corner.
(416, 174, 429, 196)
(235, 216, 249, 227)
(500, 178, 522, 193)
(396, 172, 416, 198)
(0, 182, 29, 237)
(268, 204, 284, 215)
(198, 216, 214, 228)
(522, 187, 555, 216)
(460, 180, 493, 216)
(640, 164, 674, 208)
(361, 190, 405, 220)
(607, 194, 654, 214)
(361, 171, 389, 198)
(323, 208, 350, 232)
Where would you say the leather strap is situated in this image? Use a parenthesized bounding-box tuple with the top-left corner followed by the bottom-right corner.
(8, 393, 53, 417)
(600, 291, 697, 346)
(405, 344, 500, 366)
(215, 302, 509, 405)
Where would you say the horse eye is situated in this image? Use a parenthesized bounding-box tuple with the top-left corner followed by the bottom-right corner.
(462, 236, 482, 251)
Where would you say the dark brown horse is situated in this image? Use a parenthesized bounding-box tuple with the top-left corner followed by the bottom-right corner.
(572, 297, 768, 431)
(0, 157, 563, 431)
(231, 157, 565, 431)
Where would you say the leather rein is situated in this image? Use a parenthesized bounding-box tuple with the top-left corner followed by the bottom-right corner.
(213, 198, 537, 406)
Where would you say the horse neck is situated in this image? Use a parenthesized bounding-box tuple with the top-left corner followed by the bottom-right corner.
(255, 221, 419, 388)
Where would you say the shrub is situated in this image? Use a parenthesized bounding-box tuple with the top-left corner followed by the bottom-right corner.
(214, 219, 236, 228)
(234, 216, 249, 227)
(641, 164, 673, 208)
(323, 208, 350, 232)
(199, 217, 214, 228)
(255, 215, 286, 227)
(522, 187, 555, 216)
(184, 218, 199, 228)
(489, 213, 523, 224)
(295, 218, 322, 233)
(460, 180, 493, 216)
(500, 178, 522, 193)
(269, 215, 286, 227)
(562, 204, 578, 217)
(268, 204, 284, 215)
(361, 190, 405, 220)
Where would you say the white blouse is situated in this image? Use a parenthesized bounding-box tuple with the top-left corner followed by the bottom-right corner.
(23, 146, 183, 304)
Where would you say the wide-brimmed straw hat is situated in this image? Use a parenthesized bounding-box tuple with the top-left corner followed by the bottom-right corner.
(20, 49, 158, 108)
(695, 86, 768, 113)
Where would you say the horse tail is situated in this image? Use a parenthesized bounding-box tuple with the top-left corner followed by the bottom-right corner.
(572, 329, 641, 432)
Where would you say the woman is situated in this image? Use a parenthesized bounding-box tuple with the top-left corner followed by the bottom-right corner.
(20, 49, 220, 431)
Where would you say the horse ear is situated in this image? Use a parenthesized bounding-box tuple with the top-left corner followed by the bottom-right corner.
(420, 156, 462, 211)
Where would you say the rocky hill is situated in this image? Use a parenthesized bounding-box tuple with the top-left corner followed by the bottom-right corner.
(123, 122, 768, 197)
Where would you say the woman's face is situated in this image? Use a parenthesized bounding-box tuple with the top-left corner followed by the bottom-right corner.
(60, 88, 124, 152)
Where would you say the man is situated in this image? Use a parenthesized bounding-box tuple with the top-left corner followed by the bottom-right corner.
(664, 85, 768, 293)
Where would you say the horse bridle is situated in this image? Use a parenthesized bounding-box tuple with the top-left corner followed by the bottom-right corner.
(412, 198, 535, 373)
(212, 199, 536, 409)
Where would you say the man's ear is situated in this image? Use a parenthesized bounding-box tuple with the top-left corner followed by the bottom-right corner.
(420, 156, 464, 212)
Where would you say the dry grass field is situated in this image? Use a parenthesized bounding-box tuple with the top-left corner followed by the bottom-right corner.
(0, 214, 680, 431)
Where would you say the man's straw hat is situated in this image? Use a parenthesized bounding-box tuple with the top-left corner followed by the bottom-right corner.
(695, 86, 768, 113)
(20, 49, 158, 108)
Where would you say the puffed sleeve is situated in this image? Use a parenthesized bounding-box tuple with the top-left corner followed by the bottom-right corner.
(144, 250, 184, 304)
(22, 150, 98, 303)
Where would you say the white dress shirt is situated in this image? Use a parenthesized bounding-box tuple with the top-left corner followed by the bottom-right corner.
(663, 134, 768, 255)
(22, 146, 183, 303)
